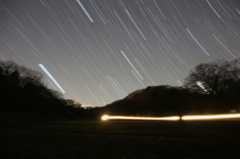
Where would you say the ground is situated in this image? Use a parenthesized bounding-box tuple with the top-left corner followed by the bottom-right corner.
(1, 119, 240, 159)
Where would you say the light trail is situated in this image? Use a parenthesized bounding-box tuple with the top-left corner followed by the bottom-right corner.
(121, 51, 143, 80)
(237, 9, 240, 14)
(182, 114, 240, 120)
(113, 11, 135, 42)
(147, 7, 171, 41)
(186, 28, 210, 56)
(177, 80, 184, 87)
(153, 0, 166, 20)
(101, 115, 180, 121)
(212, 34, 237, 59)
(125, 9, 146, 40)
(106, 75, 124, 98)
(89, 0, 105, 24)
(76, 0, 94, 22)
(217, 0, 231, 18)
(134, 58, 157, 85)
(206, 0, 221, 18)
(38, 64, 65, 93)
(99, 84, 112, 101)
(196, 81, 208, 92)
(131, 70, 145, 88)
(102, 113, 240, 121)
(162, 37, 184, 65)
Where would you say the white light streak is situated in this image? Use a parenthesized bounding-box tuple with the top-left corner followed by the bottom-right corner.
(76, 0, 94, 22)
(153, 0, 166, 20)
(196, 81, 208, 92)
(113, 11, 135, 41)
(48, 79, 58, 90)
(89, 0, 105, 24)
(106, 75, 122, 98)
(206, 0, 221, 18)
(186, 28, 210, 56)
(99, 84, 112, 101)
(38, 64, 65, 94)
(109, 76, 125, 97)
(113, 77, 127, 96)
(125, 9, 146, 40)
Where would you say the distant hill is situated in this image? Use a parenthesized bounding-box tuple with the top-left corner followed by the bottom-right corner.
(91, 85, 240, 118)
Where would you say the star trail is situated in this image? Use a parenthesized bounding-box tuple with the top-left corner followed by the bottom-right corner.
(0, 0, 239, 107)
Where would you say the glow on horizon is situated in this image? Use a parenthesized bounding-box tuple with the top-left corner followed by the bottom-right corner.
(101, 113, 240, 121)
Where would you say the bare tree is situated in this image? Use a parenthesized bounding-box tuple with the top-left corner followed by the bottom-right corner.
(0, 60, 64, 100)
(0, 60, 44, 87)
(184, 59, 240, 97)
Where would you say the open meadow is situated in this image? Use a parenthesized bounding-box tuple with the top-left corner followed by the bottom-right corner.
(1, 119, 240, 159)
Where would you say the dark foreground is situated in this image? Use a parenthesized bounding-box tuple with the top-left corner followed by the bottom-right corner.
(1, 119, 240, 159)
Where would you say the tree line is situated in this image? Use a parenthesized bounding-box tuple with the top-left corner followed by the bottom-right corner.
(0, 60, 86, 120)
(1, 58, 239, 120)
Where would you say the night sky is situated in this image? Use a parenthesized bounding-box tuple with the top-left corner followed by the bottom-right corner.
(0, 0, 239, 107)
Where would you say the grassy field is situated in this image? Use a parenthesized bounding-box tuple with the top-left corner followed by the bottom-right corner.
(1, 119, 240, 159)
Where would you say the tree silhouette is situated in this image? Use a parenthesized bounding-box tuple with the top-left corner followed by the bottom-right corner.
(184, 59, 240, 98)
(0, 60, 64, 112)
